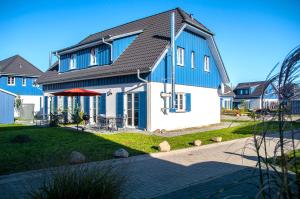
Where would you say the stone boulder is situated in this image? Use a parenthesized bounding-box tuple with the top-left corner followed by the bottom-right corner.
(160, 129, 167, 134)
(158, 141, 171, 152)
(114, 148, 129, 158)
(212, 137, 222, 142)
(153, 129, 161, 134)
(193, 140, 202, 146)
(69, 151, 86, 164)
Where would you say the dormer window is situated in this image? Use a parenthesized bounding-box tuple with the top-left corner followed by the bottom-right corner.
(90, 48, 97, 65)
(7, 76, 15, 86)
(22, 77, 26, 86)
(70, 54, 77, 69)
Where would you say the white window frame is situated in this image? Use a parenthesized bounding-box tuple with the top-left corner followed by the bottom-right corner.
(32, 78, 37, 87)
(175, 92, 186, 112)
(191, 51, 195, 69)
(204, 55, 210, 72)
(7, 76, 15, 86)
(90, 48, 97, 66)
(70, 54, 77, 70)
(22, 77, 26, 86)
(177, 47, 184, 66)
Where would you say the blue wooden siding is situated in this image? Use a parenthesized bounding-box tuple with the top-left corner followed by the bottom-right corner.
(0, 76, 43, 96)
(138, 91, 147, 129)
(150, 30, 221, 88)
(43, 74, 147, 92)
(59, 44, 110, 73)
(84, 96, 90, 114)
(0, 90, 15, 124)
(112, 35, 137, 61)
(116, 92, 124, 117)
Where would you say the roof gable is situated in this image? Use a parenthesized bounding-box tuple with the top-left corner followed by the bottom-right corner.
(38, 8, 228, 85)
(0, 55, 43, 77)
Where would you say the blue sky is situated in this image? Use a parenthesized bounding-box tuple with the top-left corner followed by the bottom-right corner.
(0, 0, 299, 85)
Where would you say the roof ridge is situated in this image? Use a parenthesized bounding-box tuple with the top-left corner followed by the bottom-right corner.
(79, 8, 180, 44)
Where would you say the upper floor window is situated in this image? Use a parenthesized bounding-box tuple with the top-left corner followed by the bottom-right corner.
(204, 55, 210, 72)
(90, 48, 97, 65)
(32, 78, 37, 87)
(177, 47, 184, 66)
(22, 77, 26, 86)
(7, 76, 15, 86)
(70, 54, 77, 69)
(191, 51, 195, 69)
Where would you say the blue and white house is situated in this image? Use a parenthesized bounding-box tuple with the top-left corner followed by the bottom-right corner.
(233, 81, 278, 110)
(0, 89, 17, 124)
(38, 8, 230, 131)
(220, 84, 235, 110)
(0, 55, 44, 116)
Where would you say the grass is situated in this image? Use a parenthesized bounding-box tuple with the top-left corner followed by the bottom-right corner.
(0, 121, 300, 175)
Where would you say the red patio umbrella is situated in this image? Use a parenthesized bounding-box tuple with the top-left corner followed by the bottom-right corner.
(51, 88, 101, 130)
(52, 88, 101, 96)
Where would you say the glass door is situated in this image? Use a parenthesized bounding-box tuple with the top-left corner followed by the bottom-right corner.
(127, 93, 139, 127)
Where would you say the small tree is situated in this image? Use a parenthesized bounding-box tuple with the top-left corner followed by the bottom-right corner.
(14, 95, 22, 117)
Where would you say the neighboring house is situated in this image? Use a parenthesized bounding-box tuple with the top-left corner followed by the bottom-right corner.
(220, 84, 235, 110)
(38, 8, 230, 131)
(233, 81, 278, 110)
(0, 89, 16, 124)
(0, 55, 44, 117)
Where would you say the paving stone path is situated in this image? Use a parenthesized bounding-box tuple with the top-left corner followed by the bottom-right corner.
(1, 132, 300, 199)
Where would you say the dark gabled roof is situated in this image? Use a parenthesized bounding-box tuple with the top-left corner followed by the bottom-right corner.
(0, 55, 43, 77)
(220, 84, 235, 97)
(234, 81, 271, 99)
(38, 8, 226, 85)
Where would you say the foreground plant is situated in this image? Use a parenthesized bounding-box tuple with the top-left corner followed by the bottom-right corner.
(253, 45, 300, 198)
(27, 166, 125, 199)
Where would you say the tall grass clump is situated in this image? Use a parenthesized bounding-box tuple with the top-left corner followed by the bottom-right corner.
(252, 45, 300, 198)
(27, 166, 125, 199)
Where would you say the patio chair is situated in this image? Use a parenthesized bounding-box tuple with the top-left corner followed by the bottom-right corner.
(98, 115, 108, 130)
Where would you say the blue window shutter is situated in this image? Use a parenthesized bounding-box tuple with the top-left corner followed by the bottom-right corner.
(84, 96, 90, 114)
(99, 94, 106, 114)
(186, 93, 191, 112)
(116, 92, 124, 117)
(63, 96, 68, 111)
(53, 96, 58, 113)
(44, 96, 48, 116)
(138, 91, 147, 129)
(75, 96, 81, 109)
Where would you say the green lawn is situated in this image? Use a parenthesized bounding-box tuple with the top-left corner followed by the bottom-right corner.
(0, 121, 299, 175)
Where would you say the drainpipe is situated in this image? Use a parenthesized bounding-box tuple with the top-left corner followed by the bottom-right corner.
(102, 38, 113, 63)
(137, 69, 148, 83)
(170, 12, 176, 112)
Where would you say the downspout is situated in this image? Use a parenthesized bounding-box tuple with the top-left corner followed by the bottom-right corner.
(170, 11, 176, 112)
(102, 38, 113, 63)
(137, 69, 151, 131)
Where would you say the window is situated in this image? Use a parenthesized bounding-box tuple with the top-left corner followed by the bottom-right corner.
(70, 54, 77, 69)
(7, 76, 15, 86)
(175, 93, 185, 111)
(32, 78, 37, 87)
(22, 77, 26, 86)
(90, 48, 97, 65)
(191, 51, 195, 69)
(177, 47, 184, 66)
(204, 55, 210, 72)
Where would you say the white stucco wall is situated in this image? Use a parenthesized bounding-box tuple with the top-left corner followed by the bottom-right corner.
(148, 82, 221, 131)
(15, 95, 43, 116)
